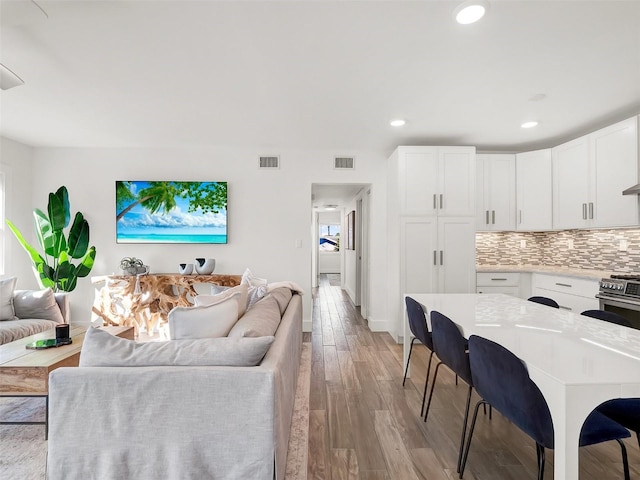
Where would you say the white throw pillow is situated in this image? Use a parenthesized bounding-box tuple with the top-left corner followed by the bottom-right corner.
(168, 291, 241, 340)
(196, 283, 249, 318)
(227, 295, 281, 338)
(0, 277, 17, 321)
(80, 326, 274, 367)
(241, 268, 268, 309)
(13, 288, 65, 323)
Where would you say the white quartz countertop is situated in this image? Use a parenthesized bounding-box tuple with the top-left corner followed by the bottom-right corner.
(476, 264, 620, 280)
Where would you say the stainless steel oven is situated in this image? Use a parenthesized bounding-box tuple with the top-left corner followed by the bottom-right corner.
(596, 275, 640, 329)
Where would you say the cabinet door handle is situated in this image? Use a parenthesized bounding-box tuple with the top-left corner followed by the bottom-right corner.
(555, 282, 572, 288)
(433, 194, 437, 209)
(485, 210, 489, 224)
(519, 210, 522, 224)
(440, 250, 444, 265)
(439, 194, 443, 209)
(491, 278, 508, 281)
(589, 202, 594, 219)
(433, 250, 437, 265)
(582, 203, 587, 219)
(559, 305, 572, 311)
(492, 210, 496, 224)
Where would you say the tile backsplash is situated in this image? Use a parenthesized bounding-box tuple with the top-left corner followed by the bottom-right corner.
(476, 228, 640, 273)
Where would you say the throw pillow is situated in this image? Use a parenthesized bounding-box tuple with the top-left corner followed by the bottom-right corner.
(80, 326, 274, 367)
(0, 277, 17, 321)
(168, 291, 241, 340)
(267, 287, 293, 316)
(241, 268, 268, 309)
(227, 295, 281, 338)
(13, 288, 65, 323)
(196, 283, 249, 318)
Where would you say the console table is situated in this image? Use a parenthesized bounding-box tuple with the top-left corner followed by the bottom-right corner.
(91, 274, 241, 335)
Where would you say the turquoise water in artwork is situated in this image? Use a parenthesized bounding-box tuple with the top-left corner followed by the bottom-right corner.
(117, 233, 227, 244)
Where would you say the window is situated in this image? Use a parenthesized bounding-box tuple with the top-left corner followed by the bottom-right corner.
(319, 224, 340, 252)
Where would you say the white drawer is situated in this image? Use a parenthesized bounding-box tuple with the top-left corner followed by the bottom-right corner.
(477, 272, 520, 287)
(532, 273, 599, 298)
(532, 287, 599, 312)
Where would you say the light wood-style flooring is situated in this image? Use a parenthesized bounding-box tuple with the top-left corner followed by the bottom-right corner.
(306, 274, 640, 479)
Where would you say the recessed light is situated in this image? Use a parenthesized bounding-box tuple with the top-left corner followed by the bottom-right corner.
(521, 121, 539, 129)
(390, 119, 406, 127)
(454, 0, 489, 24)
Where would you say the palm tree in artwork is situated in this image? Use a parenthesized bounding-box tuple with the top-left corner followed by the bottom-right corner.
(116, 181, 227, 221)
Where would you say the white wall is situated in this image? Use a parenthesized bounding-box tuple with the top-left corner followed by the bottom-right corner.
(16, 145, 390, 331)
(0, 137, 37, 288)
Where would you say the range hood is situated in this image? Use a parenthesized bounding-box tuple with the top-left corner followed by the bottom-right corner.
(623, 183, 640, 195)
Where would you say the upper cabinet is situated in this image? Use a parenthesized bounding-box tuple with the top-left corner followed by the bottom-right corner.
(552, 116, 639, 229)
(394, 146, 476, 217)
(516, 149, 553, 231)
(476, 154, 516, 231)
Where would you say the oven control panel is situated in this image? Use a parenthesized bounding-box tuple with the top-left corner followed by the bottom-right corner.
(600, 279, 626, 294)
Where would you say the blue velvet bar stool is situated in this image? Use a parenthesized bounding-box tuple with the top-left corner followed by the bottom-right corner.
(527, 296, 560, 308)
(460, 335, 631, 480)
(581, 309, 632, 327)
(403, 296, 434, 417)
(424, 310, 476, 474)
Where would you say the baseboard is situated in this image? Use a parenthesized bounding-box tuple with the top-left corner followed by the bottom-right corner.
(303, 320, 312, 332)
(366, 317, 393, 333)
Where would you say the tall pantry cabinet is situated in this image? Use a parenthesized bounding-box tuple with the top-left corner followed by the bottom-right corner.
(388, 146, 477, 338)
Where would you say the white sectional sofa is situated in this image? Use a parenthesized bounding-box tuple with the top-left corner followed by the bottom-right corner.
(47, 288, 303, 480)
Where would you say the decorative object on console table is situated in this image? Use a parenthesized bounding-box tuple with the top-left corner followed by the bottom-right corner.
(194, 258, 215, 274)
(119, 257, 148, 275)
(5, 185, 96, 293)
(91, 273, 242, 337)
(178, 263, 194, 274)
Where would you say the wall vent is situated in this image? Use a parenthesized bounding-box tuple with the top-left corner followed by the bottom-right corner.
(334, 156, 355, 170)
(259, 156, 280, 169)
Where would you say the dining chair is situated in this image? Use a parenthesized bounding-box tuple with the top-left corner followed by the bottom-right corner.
(460, 334, 631, 480)
(424, 310, 475, 473)
(581, 309, 632, 327)
(598, 398, 640, 447)
(527, 296, 560, 308)
(403, 296, 434, 417)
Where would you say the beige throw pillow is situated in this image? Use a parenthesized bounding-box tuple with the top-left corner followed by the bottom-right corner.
(168, 291, 240, 340)
(227, 295, 281, 338)
(0, 277, 17, 321)
(13, 288, 65, 323)
(195, 283, 249, 318)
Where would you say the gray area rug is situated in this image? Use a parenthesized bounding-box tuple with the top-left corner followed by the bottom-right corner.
(0, 342, 311, 480)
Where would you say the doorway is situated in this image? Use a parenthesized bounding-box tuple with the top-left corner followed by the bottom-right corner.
(311, 183, 370, 317)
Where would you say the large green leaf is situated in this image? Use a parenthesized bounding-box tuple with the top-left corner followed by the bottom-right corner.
(54, 186, 70, 229)
(33, 209, 55, 255)
(75, 247, 96, 278)
(6, 220, 47, 266)
(67, 212, 89, 258)
(48, 189, 68, 231)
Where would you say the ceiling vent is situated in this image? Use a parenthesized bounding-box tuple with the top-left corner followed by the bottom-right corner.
(259, 156, 280, 169)
(334, 156, 355, 170)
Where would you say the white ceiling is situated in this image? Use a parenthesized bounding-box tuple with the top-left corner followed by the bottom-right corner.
(0, 0, 639, 155)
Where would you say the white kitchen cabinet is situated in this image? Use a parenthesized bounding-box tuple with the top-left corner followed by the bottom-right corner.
(531, 273, 599, 312)
(401, 216, 476, 295)
(394, 146, 476, 217)
(552, 116, 639, 229)
(476, 154, 516, 231)
(516, 149, 553, 231)
(476, 272, 520, 297)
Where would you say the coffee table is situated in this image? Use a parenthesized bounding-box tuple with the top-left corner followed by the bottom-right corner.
(0, 325, 134, 438)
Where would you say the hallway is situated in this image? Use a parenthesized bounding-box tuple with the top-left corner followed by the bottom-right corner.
(307, 275, 638, 479)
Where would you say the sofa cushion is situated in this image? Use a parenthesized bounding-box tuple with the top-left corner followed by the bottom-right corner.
(13, 288, 65, 324)
(168, 291, 240, 340)
(0, 277, 17, 321)
(0, 319, 60, 345)
(79, 326, 274, 367)
(196, 283, 249, 318)
(227, 294, 281, 338)
(268, 287, 293, 316)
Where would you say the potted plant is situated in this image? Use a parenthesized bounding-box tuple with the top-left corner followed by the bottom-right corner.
(5, 186, 96, 292)
(120, 257, 146, 275)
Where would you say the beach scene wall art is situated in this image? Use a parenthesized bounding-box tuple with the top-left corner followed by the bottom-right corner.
(116, 181, 228, 244)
